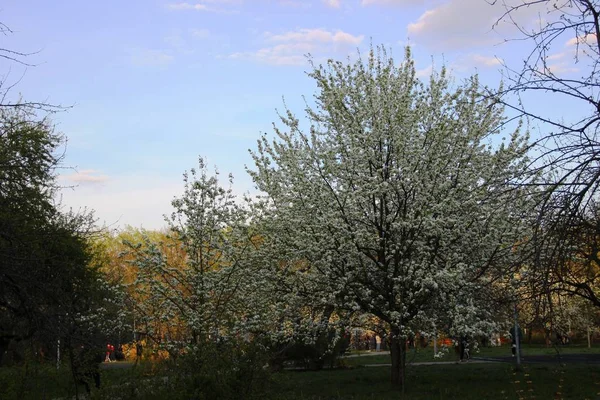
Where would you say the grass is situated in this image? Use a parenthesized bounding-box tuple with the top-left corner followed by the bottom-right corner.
(2, 347, 600, 399)
(0, 362, 74, 399)
(270, 363, 600, 399)
(0, 361, 153, 400)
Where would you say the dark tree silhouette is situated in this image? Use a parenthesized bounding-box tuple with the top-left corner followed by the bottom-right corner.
(491, 0, 600, 309)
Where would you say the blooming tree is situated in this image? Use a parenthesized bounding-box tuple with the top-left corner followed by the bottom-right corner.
(124, 159, 259, 350)
(248, 47, 534, 387)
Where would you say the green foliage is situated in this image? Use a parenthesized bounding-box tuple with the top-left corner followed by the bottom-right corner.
(0, 106, 75, 356)
(0, 104, 124, 378)
(0, 106, 61, 218)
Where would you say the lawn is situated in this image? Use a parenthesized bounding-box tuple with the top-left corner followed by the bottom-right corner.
(2, 347, 600, 400)
(270, 363, 600, 400)
(0, 361, 152, 400)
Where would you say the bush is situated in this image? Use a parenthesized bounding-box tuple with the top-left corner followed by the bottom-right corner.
(271, 328, 350, 371)
(0, 362, 74, 400)
(174, 339, 271, 400)
(95, 338, 271, 400)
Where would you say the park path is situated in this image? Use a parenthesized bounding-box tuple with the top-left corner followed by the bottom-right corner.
(364, 359, 499, 367)
(474, 354, 600, 364)
(342, 351, 390, 358)
(99, 360, 135, 369)
(360, 354, 600, 367)
(99, 352, 600, 370)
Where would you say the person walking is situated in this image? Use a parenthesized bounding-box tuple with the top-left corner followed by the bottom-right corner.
(135, 341, 143, 365)
(459, 335, 470, 362)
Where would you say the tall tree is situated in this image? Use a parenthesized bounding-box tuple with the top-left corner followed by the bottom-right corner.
(0, 106, 63, 355)
(0, 106, 112, 366)
(492, 0, 600, 309)
(249, 47, 533, 387)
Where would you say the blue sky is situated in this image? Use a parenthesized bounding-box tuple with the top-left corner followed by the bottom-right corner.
(1, 0, 587, 229)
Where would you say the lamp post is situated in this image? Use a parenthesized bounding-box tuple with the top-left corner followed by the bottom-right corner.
(511, 273, 522, 370)
(56, 338, 60, 370)
(513, 303, 521, 369)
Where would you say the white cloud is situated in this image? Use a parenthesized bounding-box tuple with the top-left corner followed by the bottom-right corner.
(544, 63, 579, 75)
(468, 54, 502, 68)
(59, 175, 181, 230)
(267, 28, 363, 45)
(168, 2, 209, 10)
(547, 52, 566, 61)
(130, 49, 174, 66)
(529, 33, 596, 73)
(229, 44, 309, 66)
(529, 33, 597, 72)
(164, 33, 186, 49)
(167, 0, 241, 13)
(163, 29, 208, 55)
(230, 28, 364, 66)
(415, 64, 432, 78)
(362, 0, 424, 5)
(406, 0, 550, 51)
(190, 28, 210, 38)
(566, 33, 597, 47)
(58, 172, 255, 231)
(323, 0, 341, 8)
(448, 53, 503, 72)
(407, 2, 498, 50)
(279, 0, 312, 7)
(60, 169, 109, 185)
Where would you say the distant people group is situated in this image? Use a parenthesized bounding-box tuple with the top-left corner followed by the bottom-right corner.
(105, 343, 115, 362)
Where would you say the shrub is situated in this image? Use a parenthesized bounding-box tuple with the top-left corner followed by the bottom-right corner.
(95, 338, 271, 400)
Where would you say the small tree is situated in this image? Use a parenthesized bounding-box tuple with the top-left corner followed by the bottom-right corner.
(249, 46, 534, 387)
(125, 158, 266, 350)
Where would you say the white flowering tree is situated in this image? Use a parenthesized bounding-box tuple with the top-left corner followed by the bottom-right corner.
(124, 158, 260, 350)
(248, 47, 534, 387)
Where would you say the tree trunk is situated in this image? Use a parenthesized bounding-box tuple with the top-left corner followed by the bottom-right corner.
(313, 305, 335, 370)
(389, 327, 406, 389)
